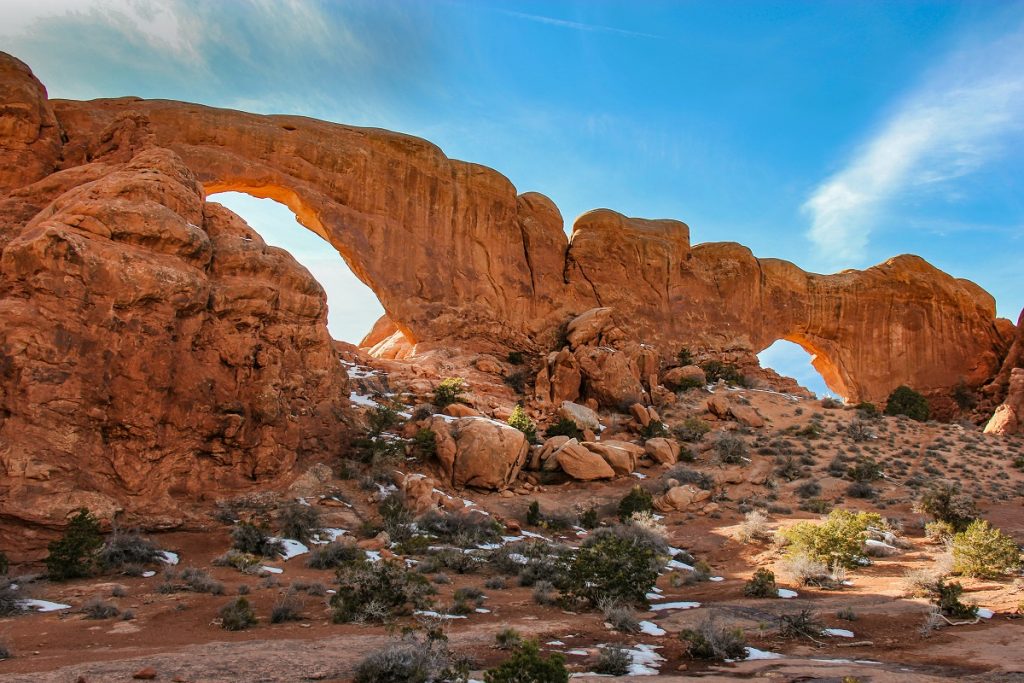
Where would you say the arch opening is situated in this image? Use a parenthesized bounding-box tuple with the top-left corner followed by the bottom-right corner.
(210, 191, 386, 345)
(757, 338, 845, 401)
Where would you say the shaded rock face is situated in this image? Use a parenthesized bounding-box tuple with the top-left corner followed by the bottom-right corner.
(0, 50, 998, 405)
(0, 57, 349, 555)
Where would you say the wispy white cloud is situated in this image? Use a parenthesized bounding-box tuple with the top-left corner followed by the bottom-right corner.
(804, 20, 1024, 264)
(498, 9, 662, 40)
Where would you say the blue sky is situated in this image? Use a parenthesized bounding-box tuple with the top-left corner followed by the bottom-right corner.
(4, 0, 1023, 397)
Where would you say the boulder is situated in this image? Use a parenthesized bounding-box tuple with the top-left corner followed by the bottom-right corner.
(583, 440, 644, 475)
(644, 438, 680, 466)
(729, 404, 764, 428)
(574, 346, 647, 408)
(654, 485, 711, 512)
(443, 403, 480, 418)
(630, 403, 653, 427)
(566, 307, 614, 348)
(555, 440, 615, 480)
(663, 365, 707, 388)
(985, 367, 1024, 436)
(429, 416, 528, 490)
(706, 395, 731, 419)
(558, 401, 601, 431)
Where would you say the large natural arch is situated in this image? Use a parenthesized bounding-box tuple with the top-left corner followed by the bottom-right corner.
(30, 60, 1013, 403)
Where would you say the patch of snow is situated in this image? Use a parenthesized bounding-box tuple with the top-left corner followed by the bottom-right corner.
(626, 643, 665, 675)
(709, 576, 725, 582)
(365, 551, 382, 562)
(507, 553, 529, 565)
(977, 607, 994, 619)
(546, 640, 565, 646)
(631, 472, 647, 479)
(743, 647, 784, 660)
(645, 592, 661, 601)
(157, 550, 179, 565)
(501, 535, 525, 544)
(666, 559, 695, 571)
(520, 530, 548, 540)
(18, 599, 71, 612)
(476, 542, 502, 550)
(777, 588, 798, 599)
(260, 566, 283, 574)
(475, 608, 491, 613)
(823, 628, 855, 638)
(638, 620, 666, 636)
(270, 538, 309, 560)
(649, 601, 700, 611)
(413, 610, 467, 620)
(141, 571, 156, 578)
(864, 538, 897, 550)
(348, 392, 378, 408)
(314, 528, 348, 544)
(566, 648, 590, 656)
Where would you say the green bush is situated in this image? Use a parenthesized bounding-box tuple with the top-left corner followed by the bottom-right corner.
(484, 640, 568, 683)
(494, 627, 522, 650)
(368, 402, 403, 436)
(508, 405, 537, 443)
(306, 540, 361, 569)
(951, 520, 1021, 578)
(701, 361, 745, 386)
(411, 428, 437, 460)
(97, 530, 161, 571)
(677, 348, 694, 366)
(331, 559, 434, 623)
(884, 385, 930, 421)
(594, 646, 632, 675)
(416, 509, 501, 547)
(270, 591, 305, 623)
(559, 526, 662, 608)
(434, 377, 467, 408)
(743, 568, 778, 598)
(640, 420, 669, 439)
(617, 485, 654, 522)
(855, 402, 880, 418)
(780, 509, 883, 569)
(915, 482, 978, 532)
(545, 417, 583, 440)
(276, 502, 321, 544)
(777, 608, 823, 640)
(673, 417, 711, 442)
(46, 508, 103, 581)
(231, 522, 284, 558)
(846, 457, 882, 482)
(932, 578, 978, 619)
(715, 432, 748, 464)
(507, 351, 527, 365)
(219, 597, 257, 630)
(355, 631, 469, 683)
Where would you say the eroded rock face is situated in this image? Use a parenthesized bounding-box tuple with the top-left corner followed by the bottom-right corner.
(0, 48, 998, 406)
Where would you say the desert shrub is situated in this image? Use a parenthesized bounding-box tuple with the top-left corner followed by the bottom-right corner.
(332, 559, 434, 623)
(368, 402, 403, 436)
(799, 497, 832, 514)
(411, 428, 437, 460)
(545, 417, 583, 440)
(737, 511, 771, 543)
(578, 505, 600, 529)
(306, 540, 361, 569)
(952, 380, 977, 411)
(884, 386, 930, 421)
(743, 568, 778, 598)
(774, 456, 803, 482)
(434, 377, 466, 407)
(270, 591, 305, 623)
(846, 481, 875, 499)
(855, 402, 880, 418)
(495, 628, 522, 650)
(422, 548, 481, 575)
(180, 566, 225, 594)
(617, 485, 654, 522)
(795, 481, 821, 499)
(951, 520, 1021, 578)
(673, 417, 711, 442)
(532, 580, 557, 606)
(640, 420, 669, 439)
(0, 642, 9, 659)
(924, 521, 956, 544)
(820, 397, 842, 409)
(594, 646, 632, 675)
(231, 523, 284, 558)
(379, 493, 413, 543)
(915, 482, 978, 532)
(559, 526, 662, 608)
(485, 576, 508, 590)
(0, 582, 23, 617)
(672, 377, 705, 392)
(416, 509, 501, 547)
(82, 597, 120, 620)
(508, 405, 537, 443)
(0, 551, 7, 576)
(701, 361, 745, 385)
(97, 530, 162, 571)
(715, 432, 748, 464)
(46, 508, 103, 581)
(777, 608, 823, 639)
(484, 640, 568, 683)
(504, 369, 531, 395)
(679, 615, 747, 660)
(837, 607, 857, 621)
(931, 578, 978, 619)
(507, 351, 527, 365)
(450, 586, 485, 615)
(599, 597, 640, 633)
(847, 457, 882, 482)
(276, 502, 321, 544)
(677, 348, 694, 366)
(664, 465, 714, 490)
(846, 420, 875, 442)
(219, 597, 257, 631)
(902, 567, 945, 598)
(355, 630, 469, 683)
(524, 501, 573, 531)
(780, 509, 883, 569)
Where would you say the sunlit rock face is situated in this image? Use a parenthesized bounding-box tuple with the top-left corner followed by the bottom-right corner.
(0, 51, 1016, 551)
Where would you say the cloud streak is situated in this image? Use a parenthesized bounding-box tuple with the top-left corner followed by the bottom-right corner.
(804, 20, 1024, 264)
(498, 9, 662, 40)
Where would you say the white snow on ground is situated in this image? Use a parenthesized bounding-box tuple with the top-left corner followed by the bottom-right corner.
(18, 599, 71, 612)
(520, 530, 548, 540)
(260, 566, 283, 574)
(977, 608, 994, 618)
(270, 538, 309, 560)
(777, 588, 798, 598)
(475, 608, 490, 613)
(666, 559, 695, 571)
(626, 644, 665, 675)
(312, 528, 348, 544)
(566, 649, 590, 656)
(709, 576, 724, 582)
(743, 647, 784, 660)
(649, 601, 700, 611)
(546, 640, 565, 646)
(141, 571, 156, 578)
(823, 628, 855, 637)
(348, 392, 378, 408)
(157, 550, 179, 565)
(365, 551, 382, 562)
(864, 538, 898, 551)
(414, 610, 467, 620)
(631, 472, 647, 479)
(638, 620, 666, 636)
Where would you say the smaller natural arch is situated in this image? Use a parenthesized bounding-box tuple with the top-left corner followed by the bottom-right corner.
(758, 334, 852, 401)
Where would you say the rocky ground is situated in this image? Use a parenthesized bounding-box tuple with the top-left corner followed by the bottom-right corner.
(2, 353, 1023, 683)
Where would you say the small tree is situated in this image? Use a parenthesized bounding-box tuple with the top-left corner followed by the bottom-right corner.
(780, 509, 882, 569)
(743, 568, 778, 598)
(46, 508, 103, 581)
(884, 385, 930, 421)
(560, 527, 661, 607)
(507, 405, 537, 443)
(545, 417, 582, 440)
(617, 486, 654, 522)
(951, 520, 1021, 579)
(434, 377, 467, 407)
(484, 640, 568, 683)
(915, 481, 978, 531)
